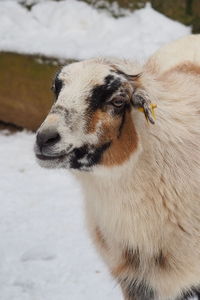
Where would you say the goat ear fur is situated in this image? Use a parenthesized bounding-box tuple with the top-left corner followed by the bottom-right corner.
(131, 89, 156, 124)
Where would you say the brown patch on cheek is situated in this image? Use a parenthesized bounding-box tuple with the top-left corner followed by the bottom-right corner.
(86, 109, 121, 141)
(101, 112, 138, 166)
(86, 110, 104, 134)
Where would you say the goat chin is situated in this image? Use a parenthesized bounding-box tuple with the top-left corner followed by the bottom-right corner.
(74, 35, 200, 300)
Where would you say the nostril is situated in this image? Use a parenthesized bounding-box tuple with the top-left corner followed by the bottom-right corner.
(36, 130, 61, 150)
(45, 133, 60, 146)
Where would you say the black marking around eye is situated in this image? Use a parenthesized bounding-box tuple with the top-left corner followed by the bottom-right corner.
(53, 72, 63, 99)
(90, 75, 122, 111)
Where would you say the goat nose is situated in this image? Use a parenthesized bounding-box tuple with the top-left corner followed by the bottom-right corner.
(36, 129, 61, 150)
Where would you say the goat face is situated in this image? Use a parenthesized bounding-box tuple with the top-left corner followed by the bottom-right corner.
(34, 58, 141, 171)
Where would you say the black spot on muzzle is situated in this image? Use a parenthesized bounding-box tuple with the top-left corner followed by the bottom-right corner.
(69, 142, 111, 170)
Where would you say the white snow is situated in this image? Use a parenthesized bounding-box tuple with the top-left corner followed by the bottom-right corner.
(0, 0, 191, 61)
(0, 131, 122, 300)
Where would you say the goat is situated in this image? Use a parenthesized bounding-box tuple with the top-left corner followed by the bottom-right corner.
(34, 35, 200, 300)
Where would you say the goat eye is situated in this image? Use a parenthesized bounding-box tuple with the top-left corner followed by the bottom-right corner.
(111, 97, 125, 108)
(52, 78, 63, 99)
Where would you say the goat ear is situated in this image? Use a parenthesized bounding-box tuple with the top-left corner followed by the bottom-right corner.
(131, 89, 156, 124)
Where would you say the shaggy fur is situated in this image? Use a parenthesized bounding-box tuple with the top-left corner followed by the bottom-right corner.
(35, 35, 200, 300)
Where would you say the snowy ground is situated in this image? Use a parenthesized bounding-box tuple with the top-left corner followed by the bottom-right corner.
(0, 131, 122, 300)
(0, 0, 190, 61)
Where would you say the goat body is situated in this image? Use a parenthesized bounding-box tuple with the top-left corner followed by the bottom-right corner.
(35, 35, 200, 300)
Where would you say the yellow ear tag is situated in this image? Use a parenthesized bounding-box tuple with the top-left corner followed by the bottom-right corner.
(138, 104, 157, 124)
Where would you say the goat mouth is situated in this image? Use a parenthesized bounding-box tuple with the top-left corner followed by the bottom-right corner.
(36, 153, 66, 161)
(35, 144, 73, 161)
